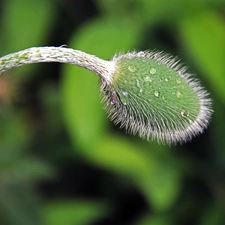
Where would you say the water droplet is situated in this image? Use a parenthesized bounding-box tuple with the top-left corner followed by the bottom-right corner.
(149, 67, 156, 74)
(165, 78, 169, 82)
(176, 79, 181, 84)
(136, 79, 141, 88)
(139, 88, 143, 93)
(128, 65, 136, 72)
(119, 91, 129, 105)
(144, 76, 152, 82)
(176, 91, 182, 98)
(118, 91, 130, 105)
(181, 109, 189, 118)
(154, 91, 160, 97)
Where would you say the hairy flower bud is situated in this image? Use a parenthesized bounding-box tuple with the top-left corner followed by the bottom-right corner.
(101, 51, 212, 144)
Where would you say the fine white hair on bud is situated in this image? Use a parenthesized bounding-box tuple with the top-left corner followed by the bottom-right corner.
(0, 47, 212, 145)
(101, 50, 212, 145)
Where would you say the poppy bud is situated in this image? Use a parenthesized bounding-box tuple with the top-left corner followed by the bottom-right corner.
(101, 51, 212, 144)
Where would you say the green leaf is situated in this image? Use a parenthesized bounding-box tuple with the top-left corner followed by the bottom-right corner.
(179, 8, 225, 103)
(0, 0, 56, 51)
(0, 0, 56, 79)
(42, 200, 107, 225)
(133, 214, 172, 225)
(85, 134, 181, 211)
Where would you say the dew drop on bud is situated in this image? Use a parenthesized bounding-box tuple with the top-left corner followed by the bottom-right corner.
(154, 91, 160, 97)
(180, 109, 189, 118)
(149, 67, 156, 74)
(118, 91, 130, 105)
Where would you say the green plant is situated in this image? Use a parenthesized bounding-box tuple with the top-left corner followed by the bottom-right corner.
(0, 46, 212, 144)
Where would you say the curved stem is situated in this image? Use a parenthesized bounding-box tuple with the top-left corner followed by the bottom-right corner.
(0, 46, 115, 84)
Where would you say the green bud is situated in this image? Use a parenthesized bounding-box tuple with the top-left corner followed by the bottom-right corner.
(101, 51, 212, 144)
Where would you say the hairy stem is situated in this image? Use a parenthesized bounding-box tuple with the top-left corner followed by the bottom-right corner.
(0, 46, 115, 84)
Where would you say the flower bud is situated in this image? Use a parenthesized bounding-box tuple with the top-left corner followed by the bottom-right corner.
(101, 51, 212, 144)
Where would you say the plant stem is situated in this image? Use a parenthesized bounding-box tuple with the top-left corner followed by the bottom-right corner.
(0, 46, 115, 84)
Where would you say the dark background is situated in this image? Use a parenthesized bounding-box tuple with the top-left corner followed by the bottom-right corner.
(0, 0, 225, 224)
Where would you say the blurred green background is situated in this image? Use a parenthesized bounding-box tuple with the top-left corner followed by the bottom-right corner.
(0, 0, 225, 224)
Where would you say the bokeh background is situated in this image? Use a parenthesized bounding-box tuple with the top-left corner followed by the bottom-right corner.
(0, 0, 225, 224)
